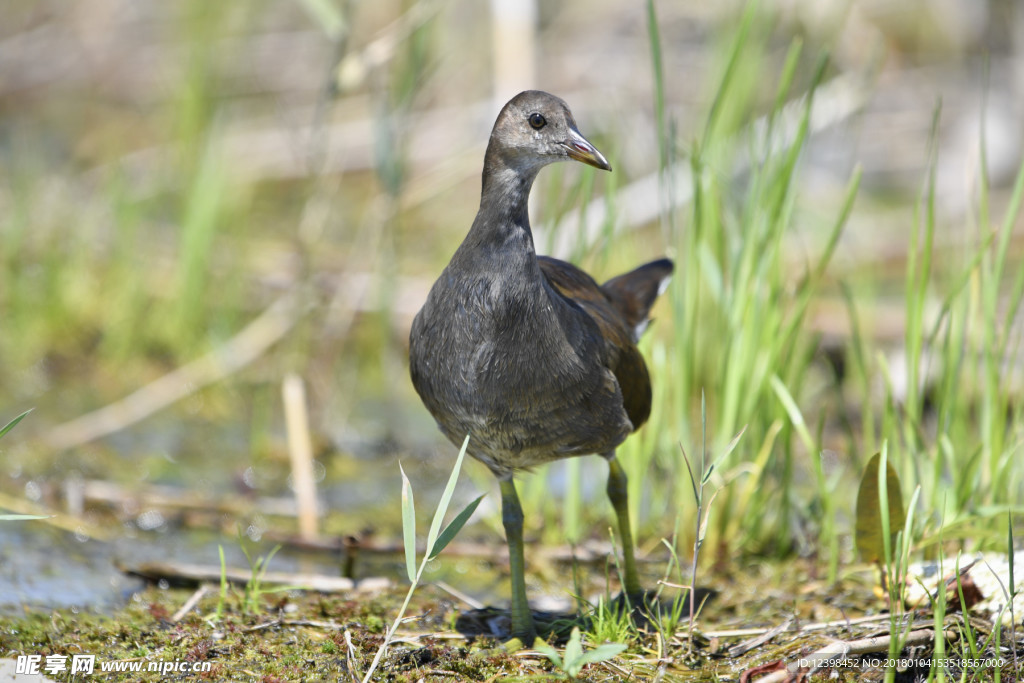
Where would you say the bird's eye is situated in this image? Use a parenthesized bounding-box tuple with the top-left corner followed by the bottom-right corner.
(528, 112, 546, 130)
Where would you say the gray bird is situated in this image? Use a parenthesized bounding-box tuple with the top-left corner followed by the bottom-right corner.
(409, 90, 673, 643)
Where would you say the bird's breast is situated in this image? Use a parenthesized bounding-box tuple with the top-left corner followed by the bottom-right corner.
(416, 271, 579, 392)
(409, 261, 631, 473)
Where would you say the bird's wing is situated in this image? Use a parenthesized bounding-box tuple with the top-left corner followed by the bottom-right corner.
(537, 256, 653, 431)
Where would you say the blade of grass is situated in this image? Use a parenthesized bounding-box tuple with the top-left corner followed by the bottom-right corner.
(702, 0, 757, 148)
(429, 494, 484, 559)
(0, 409, 31, 440)
(400, 462, 417, 583)
(426, 435, 470, 554)
(646, 0, 667, 173)
(1009, 513, 1020, 673)
(903, 100, 941, 450)
(769, 375, 814, 455)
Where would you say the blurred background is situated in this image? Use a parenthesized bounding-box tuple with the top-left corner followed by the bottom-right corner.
(2, 0, 1022, 612)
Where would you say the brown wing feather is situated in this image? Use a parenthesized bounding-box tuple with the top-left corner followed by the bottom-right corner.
(538, 256, 658, 431)
(601, 258, 674, 341)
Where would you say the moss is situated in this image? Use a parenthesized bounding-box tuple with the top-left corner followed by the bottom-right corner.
(1, 563, 1017, 681)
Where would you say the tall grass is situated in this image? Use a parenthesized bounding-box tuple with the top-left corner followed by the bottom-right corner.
(1, 3, 257, 377)
(610, 9, 862, 563)
(533, 0, 1023, 586)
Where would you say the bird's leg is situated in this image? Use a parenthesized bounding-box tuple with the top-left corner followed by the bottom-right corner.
(499, 477, 536, 643)
(605, 453, 642, 598)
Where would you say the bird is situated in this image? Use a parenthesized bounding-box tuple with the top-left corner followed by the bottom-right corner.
(409, 90, 673, 644)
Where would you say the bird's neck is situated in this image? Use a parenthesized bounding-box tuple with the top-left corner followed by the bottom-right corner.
(465, 148, 544, 254)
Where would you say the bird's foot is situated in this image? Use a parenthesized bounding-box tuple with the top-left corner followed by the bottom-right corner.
(454, 606, 576, 644)
(499, 636, 540, 652)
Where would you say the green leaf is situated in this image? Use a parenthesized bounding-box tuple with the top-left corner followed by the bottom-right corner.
(428, 494, 484, 560)
(426, 435, 470, 555)
(718, 425, 747, 464)
(0, 409, 32, 441)
(560, 626, 627, 677)
(0, 514, 50, 521)
(1009, 510, 1015, 596)
(573, 642, 628, 668)
(563, 627, 584, 670)
(855, 451, 905, 564)
(399, 462, 417, 583)
(769, 375, 814, 454)
(531, 638, 562, 668)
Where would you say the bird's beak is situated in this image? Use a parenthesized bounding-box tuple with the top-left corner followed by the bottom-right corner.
(562, 127, 612, 171)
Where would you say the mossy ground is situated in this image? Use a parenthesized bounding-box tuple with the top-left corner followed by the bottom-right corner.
(3, 558, 1018, 681)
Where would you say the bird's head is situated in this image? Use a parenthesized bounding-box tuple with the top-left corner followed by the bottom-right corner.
(488, 90, 611, 175)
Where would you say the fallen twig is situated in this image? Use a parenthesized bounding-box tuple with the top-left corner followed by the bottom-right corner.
(121, 560, 391, 593)
(171, 584, 213, 623)
(702, 612, 899, 639)
(728, 619, 793, 658)
(83, 479, 298, 517)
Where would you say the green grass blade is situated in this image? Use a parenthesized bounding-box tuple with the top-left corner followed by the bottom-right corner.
(429, 494, 484, 559)
(717, 425, 748, 469)
(426, 434, 471, 554)
(0, 409, 32, 440)
(1009, 511, 1015, 597)
(216, 544, 228, 621)
(878, 443, 893, 572)
(679, 444, 699, 502)
(531, 639, 563, 668)
(904, 101, 941, 435)
(399, 462, 417, 583)
(646, 0, 665, 168)
(646, 0, 671, 178)
(574, 642, 628, 667)
(997, 156, 1024, 342)
(812, 164, 861, 284)
(769, 375, 814, 454)
(564, 626, 584, 670)
(702, 0, 757, 148)
(770, 39, 803, 127)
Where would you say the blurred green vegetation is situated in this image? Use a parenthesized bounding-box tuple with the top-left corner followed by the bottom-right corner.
(1, 0, 1022, 583)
